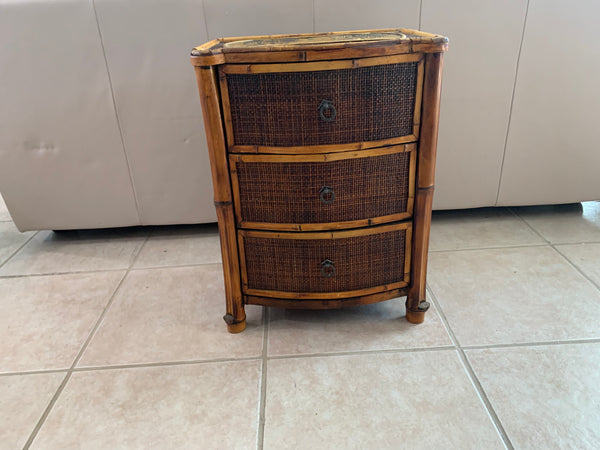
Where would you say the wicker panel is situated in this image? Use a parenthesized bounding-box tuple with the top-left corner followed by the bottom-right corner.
(242, 228, 407, 294)
(226, 62, 418, 146)
(235, 151, 411, 225)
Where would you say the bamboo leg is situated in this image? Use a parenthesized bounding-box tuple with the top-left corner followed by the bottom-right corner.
(195, 65, 245, 333)
(217, 204, 246, 333)
(406, 52, 444, 324)
(406, 187, 433, 324)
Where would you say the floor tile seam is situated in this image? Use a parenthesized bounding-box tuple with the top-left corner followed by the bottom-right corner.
(554, 240, 600, 246)
(0, 261, 224, 279)
(130, 261, 223, 271)
(0, 368, 69, 378)
(550, 244, 600, 293)
(22, 272, 130, 449)
(429, 242, 549, 254)
(22, 231, 152, 448)
(266, 345, 457, 361)
(257, 307, 270, 450)
(455, 348, 514, 450)
(507, 207, 551, 243)
(71, 356, 263, 373)
(507, 208, 600, 291)
(463, 338, 600, 351)
(0, 267, 128, 279)
(70, 231, 153, 371)
(426, 285, 514, 450)
(141, 233, 220, 240)
(0, 230, 39, 271)
(9, 339, 599, 377)
(22, 372, 71, 449)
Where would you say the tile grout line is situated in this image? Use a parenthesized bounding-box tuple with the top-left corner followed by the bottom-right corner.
(5, 336, 599, 379)
(426, 285, 514, 450)
(552, 245, 600, 293)
(257, 307, 270, 450)
(0, 260, 224, 279)
(73, 356, 262, 373)
(429, 242, 549, 254)
(22, 230, 153, 449)
(494, 0, 530, 205)
(0, 267, 130, 279)
(0, 346, 459, 379)
(508, 207, 600, 293)
(0, 368, 69, 378)
(0, 230, 39, 271)
(267, 345, 456, 361)
(463, 338, 600, 351)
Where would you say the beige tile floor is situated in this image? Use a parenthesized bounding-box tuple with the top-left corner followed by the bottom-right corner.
(1, 196, 599, 449)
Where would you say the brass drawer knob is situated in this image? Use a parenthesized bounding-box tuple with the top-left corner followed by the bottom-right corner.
(319, 185, 335, 204)
(318, 99, 336, 122)
(320, 259, 336, 277)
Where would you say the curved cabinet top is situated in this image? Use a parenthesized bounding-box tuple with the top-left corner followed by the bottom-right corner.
(190, 28, 448, 66)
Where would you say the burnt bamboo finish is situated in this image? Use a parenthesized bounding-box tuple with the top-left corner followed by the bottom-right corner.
(191, 29, 447, 332)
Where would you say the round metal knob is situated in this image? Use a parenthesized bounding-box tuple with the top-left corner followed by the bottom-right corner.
(319, 186, 335, 204)
(318, 99, 336, 122)
(320, 259, 336, 277)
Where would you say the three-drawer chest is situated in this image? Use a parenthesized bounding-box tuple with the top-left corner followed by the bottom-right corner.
(191, 29, 448, 333)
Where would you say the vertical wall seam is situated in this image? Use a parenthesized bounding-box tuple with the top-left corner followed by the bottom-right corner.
(312, 0, 316, 32)
(91, 0, 143, 225)
(495, 0, 530, 206)
(201, 0, 211, 40)
(419, 0, 423, 30)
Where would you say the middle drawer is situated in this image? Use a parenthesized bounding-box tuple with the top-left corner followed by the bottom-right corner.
(230, 144, 416, 231)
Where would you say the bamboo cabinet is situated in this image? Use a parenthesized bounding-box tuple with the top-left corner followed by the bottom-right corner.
(191, 29, 448, 333)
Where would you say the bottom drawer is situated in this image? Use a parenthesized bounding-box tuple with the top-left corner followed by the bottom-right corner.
(238, 223, 411, 299)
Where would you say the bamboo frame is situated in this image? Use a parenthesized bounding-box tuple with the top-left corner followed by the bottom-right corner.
(191, 29, 447, 332)
(190, 28, 448, 66)
(406, 52, 444, 325)
(220, 53, 421, 74)
(237, 223, 412, 300)
(229, 136, 417, 155)
(194, 65, 246, 333)
(244, 287, 409, 309)
(229, 144, 417, 231)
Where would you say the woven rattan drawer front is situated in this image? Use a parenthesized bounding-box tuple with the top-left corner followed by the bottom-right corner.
(221, 55, 423, 152)
(239, 223, 411, 299)
(230, 145, 415, 231)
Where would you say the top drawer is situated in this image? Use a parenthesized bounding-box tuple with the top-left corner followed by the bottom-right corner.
(219, 54, 424, 153)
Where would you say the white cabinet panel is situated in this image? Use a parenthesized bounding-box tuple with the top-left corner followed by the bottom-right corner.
(0, 1, 139, 231)
(498, 0, 600, 206)
(204, 0, 314, 39)
(315, 0, 420, 32)
(421, 0, 528, 209)
(94, 0, 216, 224)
